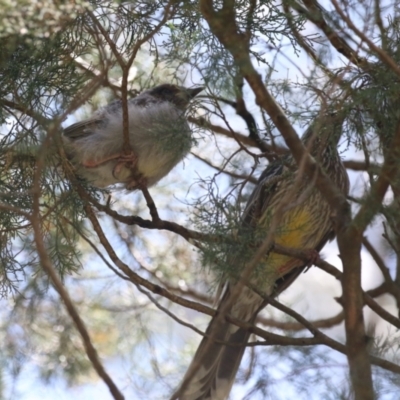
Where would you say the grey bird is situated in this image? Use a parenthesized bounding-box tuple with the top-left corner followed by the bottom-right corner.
(174, 110, 349, 400)
(63, 84, 203, 189)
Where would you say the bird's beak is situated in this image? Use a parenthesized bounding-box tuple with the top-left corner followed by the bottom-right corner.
(188, 86, 204, 98)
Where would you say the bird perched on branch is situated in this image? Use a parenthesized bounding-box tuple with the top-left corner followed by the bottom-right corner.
(63, 84, 203, 189)
(174, 110, 349, 400)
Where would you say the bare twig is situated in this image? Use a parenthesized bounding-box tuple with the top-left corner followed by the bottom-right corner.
(191, 152, 258, 184)
(363, 237, 400, 310)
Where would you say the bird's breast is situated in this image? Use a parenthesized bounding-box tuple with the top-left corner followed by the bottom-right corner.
(254, 195, 331, 290)
(118, 103, 193, 185)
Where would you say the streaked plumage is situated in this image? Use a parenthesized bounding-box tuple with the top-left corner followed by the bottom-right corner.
(175, 110, 350, 400)
(63, 84, 203, 189)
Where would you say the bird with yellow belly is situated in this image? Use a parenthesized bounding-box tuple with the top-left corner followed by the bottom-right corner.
(174, 110, 350, 400)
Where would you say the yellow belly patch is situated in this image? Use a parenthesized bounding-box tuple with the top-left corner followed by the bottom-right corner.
(259, 208, 312, 280)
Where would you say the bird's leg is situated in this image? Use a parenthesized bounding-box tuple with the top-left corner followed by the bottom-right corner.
(109, 151, 148, 190)
(302, 249, 321, 273)
(112, 151, 138, 177)
(82, 151, 137, 169)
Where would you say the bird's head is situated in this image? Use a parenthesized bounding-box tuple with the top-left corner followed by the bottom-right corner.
(146, 84, 204, 109)
(302, 110, 346, 151)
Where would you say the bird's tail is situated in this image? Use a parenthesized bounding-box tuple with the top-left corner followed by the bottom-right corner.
(174, 286, 264, 400)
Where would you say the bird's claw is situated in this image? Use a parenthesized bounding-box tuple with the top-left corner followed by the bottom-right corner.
(304, 249, 321, 270)
(112, 151, 138, 179)
(126, 175, 148, 190)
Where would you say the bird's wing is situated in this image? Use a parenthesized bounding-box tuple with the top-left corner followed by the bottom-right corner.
(62, 115, 105, 139)
(241, 161, 285, 227)
(62, 96, 161, 140)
